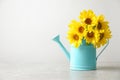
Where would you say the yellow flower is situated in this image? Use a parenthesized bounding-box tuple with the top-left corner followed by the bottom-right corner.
(96, 15, 109, 31)
(67, 30, 82, 48)
(75, 23, 86, 35)
(95, 28, 112, 48)
(79, 10, 97, 26)
(68, 20, 86, 39)
(66, 9, 112, 48)
(84, 27, 99, 46)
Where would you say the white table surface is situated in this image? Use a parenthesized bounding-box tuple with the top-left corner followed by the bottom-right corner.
(0, 62, 120, 80)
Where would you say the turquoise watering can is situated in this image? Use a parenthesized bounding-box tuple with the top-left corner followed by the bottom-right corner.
(53, 35, 109, 70)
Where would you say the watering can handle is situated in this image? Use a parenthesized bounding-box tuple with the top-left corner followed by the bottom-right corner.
(96, 40, 109, 60)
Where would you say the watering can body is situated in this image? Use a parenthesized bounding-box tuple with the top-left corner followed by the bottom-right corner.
(70, 45, 96, 70)
(53, 35, 109, 70)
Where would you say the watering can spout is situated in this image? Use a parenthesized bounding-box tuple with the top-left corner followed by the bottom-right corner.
(53, 35, 70, 61)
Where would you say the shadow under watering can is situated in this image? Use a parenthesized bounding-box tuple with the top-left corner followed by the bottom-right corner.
(53, 35, 109, 70)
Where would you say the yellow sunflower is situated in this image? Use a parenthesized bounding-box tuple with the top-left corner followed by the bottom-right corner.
(75, 23, 86, 34)
(68, 20, 86, 38)
(79, 10, 97, 26)
(95, 28, 112, 48)
(67, 30, 82, 48)
(96, 15, 109, 31)
(84, 26, 99, 46)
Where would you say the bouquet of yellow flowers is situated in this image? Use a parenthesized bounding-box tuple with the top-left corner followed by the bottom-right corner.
(67, 10, 112, 48)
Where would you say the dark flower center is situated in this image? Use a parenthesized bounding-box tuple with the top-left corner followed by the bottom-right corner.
(100, 33, 104, 40)
(73, 34, 79, 40)
(85, 18, 92, 25)
(97, 22, 102, 30)
(78, 26, 84, 33)
(87, 32, 94, 38)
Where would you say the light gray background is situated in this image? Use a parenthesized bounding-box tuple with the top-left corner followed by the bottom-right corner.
(0, 0, 120, 65)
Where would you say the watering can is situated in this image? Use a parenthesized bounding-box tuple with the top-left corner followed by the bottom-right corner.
(53, 35, 109, 70)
